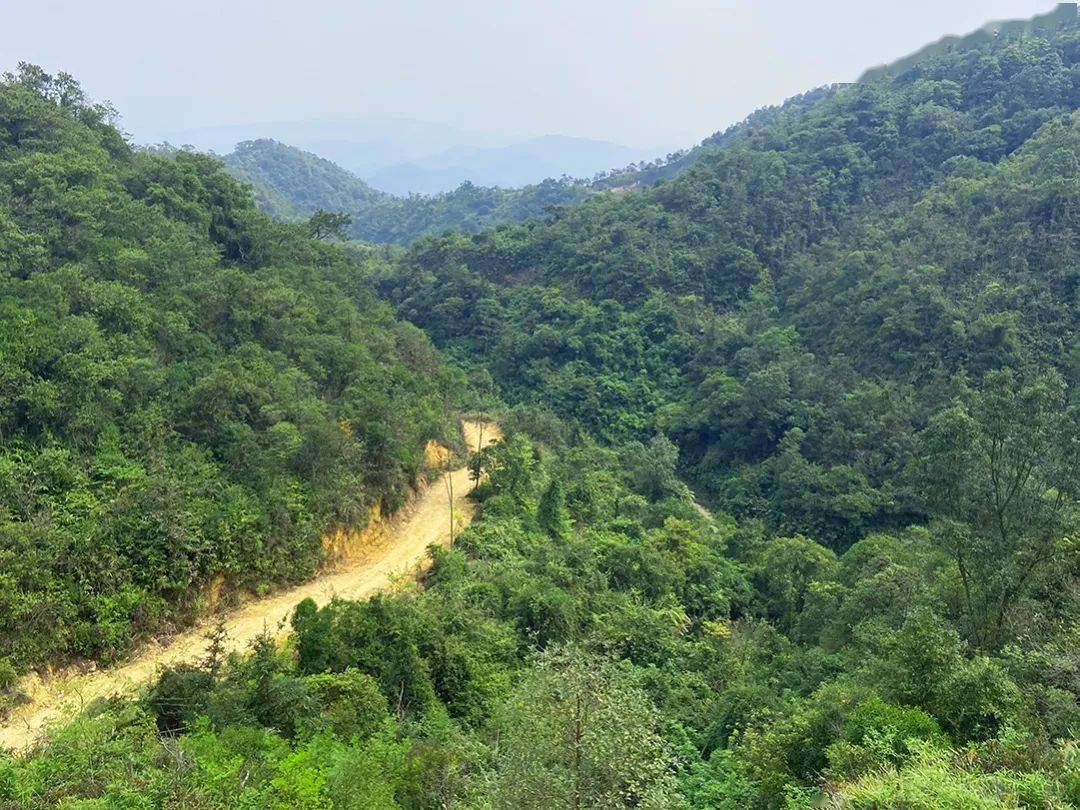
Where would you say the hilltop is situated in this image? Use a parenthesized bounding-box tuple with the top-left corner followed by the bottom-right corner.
(221, 138, 589, 244)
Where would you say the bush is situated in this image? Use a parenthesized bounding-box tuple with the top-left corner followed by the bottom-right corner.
(826, 696, 947, 779)
(0, 658, 17, 693)
(144, 664, 214, 733)
(303, 669, 389, 740)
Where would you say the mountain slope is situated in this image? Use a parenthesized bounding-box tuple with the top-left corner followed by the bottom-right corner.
(0, 421, 499, 751)
(383, 8, 1080, 546)
(860, 1, 1079, 81)
(223, 138, 387, 219)
(220, 88, 863, 243)
(0, 65, 456, 677)
(3, 9, 1079, 809)
(221, 138, 589, 244)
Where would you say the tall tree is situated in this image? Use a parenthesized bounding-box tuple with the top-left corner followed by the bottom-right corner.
(918, 368, 1078, 647)
(491, 647, 678, 809)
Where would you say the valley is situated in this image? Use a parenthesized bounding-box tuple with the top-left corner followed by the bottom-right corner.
(0, 6, 1077, 808)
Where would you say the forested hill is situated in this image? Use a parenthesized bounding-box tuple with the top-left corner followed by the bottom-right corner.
(592, 85, 839, 190)
(386, 10, 1079, 546)
(221, 138, 589, 244)
(215, 91, 848, 244)
(2, 9, 1079, 809)
(222, 139, 386, 220)
(861, 2, 1079, 81)
(0, 65, 456, 673)
(217, 8, 1080, 251)
(218, 105, 834, 245)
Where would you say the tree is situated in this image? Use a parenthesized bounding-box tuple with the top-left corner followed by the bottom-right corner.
(482, 434, 538, 504)
(621, 435, 685, 501)
(491, 647, 678, 809)
(537, 477, 571, 539)
(753, 534, 838, 633)
(917, 369, 1078, 648)
(202, 618, 229, 682)
(307, 209, 352, 240)
(445, 452, 456, 544)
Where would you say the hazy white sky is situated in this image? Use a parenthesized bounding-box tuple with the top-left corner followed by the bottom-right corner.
(0, 0, 1059, 149)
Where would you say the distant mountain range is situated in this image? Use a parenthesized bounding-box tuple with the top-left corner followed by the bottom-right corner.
(213, 92, 829, 244)
(154, 118, 663, 194)
(155, 118, 500, 177)
(220, 138, 591, 244)
(365, 135, 659, 194)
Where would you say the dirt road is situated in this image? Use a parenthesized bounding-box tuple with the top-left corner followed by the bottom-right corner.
(0, 421, 499, 752)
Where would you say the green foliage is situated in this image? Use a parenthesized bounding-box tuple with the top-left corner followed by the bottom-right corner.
(367, 32, 1080, 807)
(4, 412, 1077, 807)
(824, 696, 946, 780)
(3, 10, 1080, 808)
(0, 64, 455, 673)
(222, 139, 589, 245)
(144, 664, 214, 733)
(301, 669, 388, 740)
(379, 20, 1079, 557)
(918, 368, 1078, 648)
(824, 740, 1078, 809)
(752, 535, 838, 634)
(479, 433, 539, 504)
(536, 476, 571, 539)
(0, 660, 16, 693)
(306, 209, 352, 241)
(490, 646, 679, 809)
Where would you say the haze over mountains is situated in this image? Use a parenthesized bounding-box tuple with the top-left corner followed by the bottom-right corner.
(220, 138, 591, 244)
(159, 118, 664, 194)
(204, 3, 1080, 247)
(1, 3, 1078, 807)
(364, 135, 659, 194)
(209, 86, 835, 245)
(160, 118, 498, 175)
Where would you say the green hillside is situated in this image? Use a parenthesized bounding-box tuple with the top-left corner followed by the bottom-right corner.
(371, 14, 1078, 802)
(861, 2, 1079, 81)
(222, 138, 589, 244)
(2, 8, 1078, 809)
(0, 65, 455, 674)
(385, 12, 1080, 547)
(219, 103, 833, 243)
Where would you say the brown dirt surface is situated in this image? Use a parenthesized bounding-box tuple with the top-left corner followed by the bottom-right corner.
(0, 420, 500, 753)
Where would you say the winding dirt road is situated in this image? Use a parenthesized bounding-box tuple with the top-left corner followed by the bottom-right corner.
(0, 421, 499, 752)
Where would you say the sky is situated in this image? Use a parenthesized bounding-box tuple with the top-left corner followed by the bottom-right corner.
(0, 1, 1062, 150)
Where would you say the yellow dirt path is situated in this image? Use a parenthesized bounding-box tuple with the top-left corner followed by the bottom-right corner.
(0, 420, 499, 753)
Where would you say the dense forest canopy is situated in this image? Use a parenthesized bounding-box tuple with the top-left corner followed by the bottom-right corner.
(2, 7, 1079, 809)
(383, 15, 1080, 547)
(0, 64, 456, 674)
